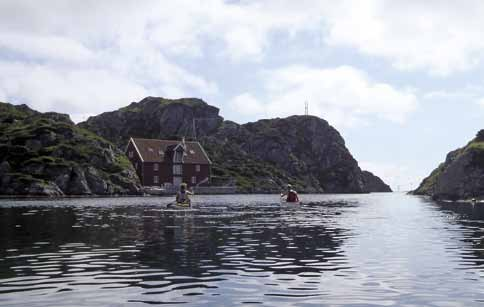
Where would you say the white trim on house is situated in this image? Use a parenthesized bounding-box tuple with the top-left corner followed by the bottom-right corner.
(173, 142, 186, 152)
(129, 137, 144, 162)
(196, 142, 212, 164)
(172, 142, 185, 163)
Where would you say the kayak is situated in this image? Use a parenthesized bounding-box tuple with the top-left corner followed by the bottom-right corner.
(175, 201, 191, 207)
(164, 208, 199, 213)
(280, 198, 300, 206)
(166, 201, 192, 210)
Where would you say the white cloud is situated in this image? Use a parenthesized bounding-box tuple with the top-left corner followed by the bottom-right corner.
(230, 93, 266, 116)
(0, 44, 220, 117)
(0, 32, 94, 64)
(230, 65, 417, 127)
(324, 0, 484, 75)
(0, 0, 327, 117)
(477, 97, 484, 108)
(0, 0, 325, 61)
(0, 61, 148, 115)
(0, 0, 225, 118)
(2, 0, 484, 122)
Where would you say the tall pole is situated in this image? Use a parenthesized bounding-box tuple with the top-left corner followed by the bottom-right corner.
(305, 101, 309, 116)
(192, 118, 197, 141)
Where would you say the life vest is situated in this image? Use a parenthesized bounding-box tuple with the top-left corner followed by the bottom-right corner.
(178, 191, 190, 203)
(286, 190, 298, 202)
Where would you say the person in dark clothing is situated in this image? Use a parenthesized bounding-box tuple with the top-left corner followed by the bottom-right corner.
(281, 184, 299, 203)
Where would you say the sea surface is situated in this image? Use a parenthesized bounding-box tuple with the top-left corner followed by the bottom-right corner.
(1, 193, 484, 307)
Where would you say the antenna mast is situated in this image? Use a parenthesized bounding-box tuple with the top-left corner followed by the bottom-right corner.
(304, 101, 309, 116)
(192, 118, 197, 141)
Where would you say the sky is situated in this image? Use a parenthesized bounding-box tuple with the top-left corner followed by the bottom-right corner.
(2, 0, 484, 191)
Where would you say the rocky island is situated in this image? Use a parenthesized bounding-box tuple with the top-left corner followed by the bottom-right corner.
(0, 97, 391, 196)
(80, 97, 391, 193)
(413, 130, 484, 200)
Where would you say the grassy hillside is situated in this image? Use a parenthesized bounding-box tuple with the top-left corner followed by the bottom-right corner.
(414, 130, 484, 199)
(0, 102, 141, 196)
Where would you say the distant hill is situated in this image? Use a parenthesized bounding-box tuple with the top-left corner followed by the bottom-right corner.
(0, 102, 141, 196)
(80, 97, 392, 193)
(413, 130, 484, 200)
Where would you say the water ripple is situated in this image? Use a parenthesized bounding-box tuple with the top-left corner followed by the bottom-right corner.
(1, 194, 484, 306)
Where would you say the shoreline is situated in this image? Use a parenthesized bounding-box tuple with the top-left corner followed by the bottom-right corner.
(413, 194, 484, 204)
(0, 191, 396, 201)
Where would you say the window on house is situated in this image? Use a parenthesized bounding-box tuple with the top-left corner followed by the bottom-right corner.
(154, 163, 158, 171)
(191, 176, 196, 184)
(128, 151, 133, 158)
(174, 150, 183, 163)
(134, 162, 138, 169)
(196, 164, 200, 172)
(154, 176, 159, 184)
(173, 164, 182, 175)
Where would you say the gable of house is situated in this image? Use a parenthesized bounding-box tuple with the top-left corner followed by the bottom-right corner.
(128, 138, 211, 165)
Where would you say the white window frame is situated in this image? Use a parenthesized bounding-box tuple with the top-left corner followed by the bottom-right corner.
(195, 164, 201, 172)
(153, 163, 158, 171)
(154, 176, 159, 184)
(173, 164, 182, 175)
(173, 150, 183, 163)
(191, 176, 197, 184)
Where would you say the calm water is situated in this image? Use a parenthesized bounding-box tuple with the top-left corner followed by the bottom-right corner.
(1, 193, 484, 306)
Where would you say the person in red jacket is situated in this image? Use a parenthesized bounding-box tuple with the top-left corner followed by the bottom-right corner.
(281, 184, 299, 203)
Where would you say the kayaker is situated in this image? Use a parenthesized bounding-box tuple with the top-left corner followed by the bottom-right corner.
(176, 183, 193, 207)
(281, 184, 299, 203)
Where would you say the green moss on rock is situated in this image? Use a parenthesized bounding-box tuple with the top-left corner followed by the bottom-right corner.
(0, 101, 141, 196)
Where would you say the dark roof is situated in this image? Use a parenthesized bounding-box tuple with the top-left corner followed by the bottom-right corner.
(130, 138, 211, 164)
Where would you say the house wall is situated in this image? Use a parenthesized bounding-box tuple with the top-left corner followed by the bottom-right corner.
(142, 162, 172, 186)
(180, 164, 211, 187)
(126, 142, 143, 184)
(126, 140, 211, 187)
(140, 162, 211, 187)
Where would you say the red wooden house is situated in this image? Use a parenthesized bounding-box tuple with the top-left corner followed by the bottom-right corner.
(126, 137, 211, 188)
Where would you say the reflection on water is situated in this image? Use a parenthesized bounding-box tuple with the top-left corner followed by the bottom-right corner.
(1, 194, 484, 306)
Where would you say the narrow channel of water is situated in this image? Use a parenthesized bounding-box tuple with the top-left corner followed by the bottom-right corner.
(1, 193, 484, 306)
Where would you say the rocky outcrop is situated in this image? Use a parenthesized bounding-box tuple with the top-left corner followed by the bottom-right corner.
(79, 97, 223, 148)
(205, 116, 368, 193)
(361, 171, 392, 192)
(0, 102, 142, 196)
(413, 130, 484, 200)
(79, 97, 391, 193)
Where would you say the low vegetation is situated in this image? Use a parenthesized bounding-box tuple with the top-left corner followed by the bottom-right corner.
(0, 102, 141, 196)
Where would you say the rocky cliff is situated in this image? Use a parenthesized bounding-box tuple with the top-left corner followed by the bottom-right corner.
(361, 171, 392, 193)
(80, 97, 391, 193)
(78, 97, 223, 148)
(205, 116, 391, 193)
(413, 130, 484, 200)
(0, 102, 142, 196)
